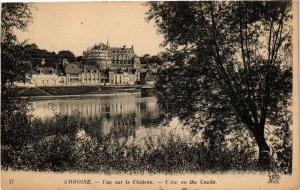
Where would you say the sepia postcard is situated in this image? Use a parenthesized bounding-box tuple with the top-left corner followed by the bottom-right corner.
(1, 1, 299, 190)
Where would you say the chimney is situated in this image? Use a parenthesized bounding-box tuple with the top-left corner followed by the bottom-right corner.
(41, 58, 46, 66)
(62, 58, 68, 66)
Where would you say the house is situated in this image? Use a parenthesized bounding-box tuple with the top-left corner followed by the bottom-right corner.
(65, 63, 82, 86)
(122, 71, 136, 85)
(81, 65, 101, 85)
(109, 69, 137, 85)
(29, 67, 66, 86)
(109, 70, 123, 85)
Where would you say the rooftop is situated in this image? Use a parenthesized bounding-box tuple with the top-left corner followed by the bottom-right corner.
(65, 63, 82, 74)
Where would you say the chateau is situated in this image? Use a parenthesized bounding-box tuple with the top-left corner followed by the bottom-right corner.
(82, 42, 141, 70)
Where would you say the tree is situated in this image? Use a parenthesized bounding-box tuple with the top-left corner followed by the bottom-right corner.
(1, 3, 32, 85)
(140, 54, 163, 66)
(1, 3, 33, 146)
(76, 56, 83, 62)
(140, 54, 151, 65)
(147, 1, 292, 168)
(58, 50, 76, 61)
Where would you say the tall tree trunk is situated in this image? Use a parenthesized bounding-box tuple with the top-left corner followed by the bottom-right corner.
(252, 125, 270, 169)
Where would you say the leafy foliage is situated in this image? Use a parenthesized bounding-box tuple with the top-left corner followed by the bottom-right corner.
(140, 54, 163, 65)
(147, 1, 292, 166)
(1, 114, 277, 173)
(1, 3, 33, 147)
(23, 43, 77, 68)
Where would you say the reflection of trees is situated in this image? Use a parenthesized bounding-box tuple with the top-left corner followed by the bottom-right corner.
(83, 111, 163, 140)
(139, 101, 161, 128)
(82, 113, 138, 140)
(109, 113, 138, 139)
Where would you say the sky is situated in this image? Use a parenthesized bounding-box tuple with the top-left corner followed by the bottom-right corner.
(14, 2, 164, 56)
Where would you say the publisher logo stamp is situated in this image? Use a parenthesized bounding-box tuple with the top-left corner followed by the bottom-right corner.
(267, 173, 281, 184)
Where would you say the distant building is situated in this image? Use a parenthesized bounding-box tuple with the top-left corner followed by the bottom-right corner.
(30, 66, 66, 86)
(109, 71, 122, 85)
(122, 71, 137, 85)
(17, 42, 146, 87)
(37, 66, 56, 75)
(110, 45, 135, 69)
(65, 63, 82, 86)
(109, 69, 137, 85)
(82, 43, 141, 71)
(83, 43, 111, 70)
(81, 65, 101, 85)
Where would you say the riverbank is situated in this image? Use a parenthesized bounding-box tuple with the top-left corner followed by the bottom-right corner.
(16, 86, 143, 97)
(26, 92, 141, 100)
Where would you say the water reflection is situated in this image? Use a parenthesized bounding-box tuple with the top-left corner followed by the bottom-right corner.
(31, 94, 162, 138)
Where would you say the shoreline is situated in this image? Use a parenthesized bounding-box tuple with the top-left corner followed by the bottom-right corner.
(23, 91, 142, 100)
(16, 85, 156, 99)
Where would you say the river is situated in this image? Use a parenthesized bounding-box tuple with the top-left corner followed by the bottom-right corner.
(30, 93, 162, 135)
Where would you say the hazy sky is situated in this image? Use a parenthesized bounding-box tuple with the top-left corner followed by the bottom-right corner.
(15, 2, 164, 56)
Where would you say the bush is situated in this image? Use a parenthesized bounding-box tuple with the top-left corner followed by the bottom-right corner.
(1, 114, 292, 174)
